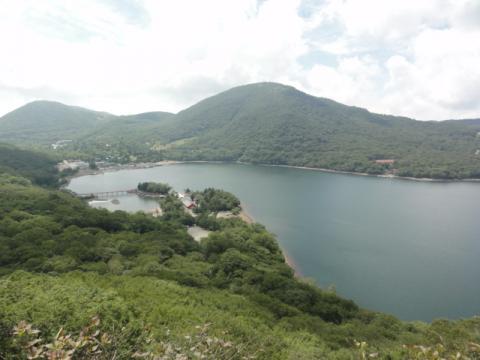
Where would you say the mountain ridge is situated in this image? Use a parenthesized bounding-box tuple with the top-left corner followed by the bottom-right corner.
(1, 82, 480, 179)
(3, 83, 477, 130)
(140, 82, 480, 179)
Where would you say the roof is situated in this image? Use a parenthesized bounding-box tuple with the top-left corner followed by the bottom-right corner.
(181, 197, 196, 208)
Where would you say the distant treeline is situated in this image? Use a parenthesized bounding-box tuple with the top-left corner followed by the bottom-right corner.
(137, 181, 171, 194)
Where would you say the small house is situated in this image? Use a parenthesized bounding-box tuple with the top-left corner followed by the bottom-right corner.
(181, 197, 196, 209)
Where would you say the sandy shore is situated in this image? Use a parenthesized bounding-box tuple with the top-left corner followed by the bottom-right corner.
(67, 158, 479, 279)
(238, 207, 254, 224)
(283, 252, 302, 277)
(236, 205, 302, 276)
(68, 162, 302, 276)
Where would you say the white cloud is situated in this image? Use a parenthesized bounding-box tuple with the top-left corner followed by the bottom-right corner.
(0, 0, 479, 120)
(301, 0, 480, 119)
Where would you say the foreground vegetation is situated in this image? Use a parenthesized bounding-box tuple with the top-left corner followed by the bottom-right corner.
(1, 144, 480, 359)
(3, 272, 480, 359)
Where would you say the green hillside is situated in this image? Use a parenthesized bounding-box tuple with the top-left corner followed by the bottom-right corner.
(77, 83, 480, 179)
(149, 83, 480, 179)
(0, 101, 117, 144)
(2, 83, 480, 179)
(84, 111, 174, 145)
(0, 147, 480, 359)
(0, 101, 174, 164)
(0, 143, 59, 186)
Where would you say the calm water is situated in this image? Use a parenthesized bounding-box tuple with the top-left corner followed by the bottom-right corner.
(68, 163, 480, 321)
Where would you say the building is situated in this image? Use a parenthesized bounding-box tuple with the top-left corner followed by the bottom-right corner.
(181, 197, 196, 209)
(56, 160, 89, 172)
(51, 139, 72, 150)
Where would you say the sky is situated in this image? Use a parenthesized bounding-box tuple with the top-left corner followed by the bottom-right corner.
(0, 0, 479, 120)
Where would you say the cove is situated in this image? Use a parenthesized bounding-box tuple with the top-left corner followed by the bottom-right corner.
(67, 162, 480, 321)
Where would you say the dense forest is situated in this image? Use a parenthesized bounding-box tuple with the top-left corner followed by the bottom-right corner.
(191, 188, 241, 213)
(0, 101, 115, 145)
(149, 83, 480, 180)
(2, 83, 480, 180)
(0, 143, 60, 186)
(137, 181, 172, 194)
(0, 144, 480, 358)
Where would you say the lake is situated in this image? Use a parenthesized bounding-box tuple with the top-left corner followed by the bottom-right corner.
(68, 163, 480, 321)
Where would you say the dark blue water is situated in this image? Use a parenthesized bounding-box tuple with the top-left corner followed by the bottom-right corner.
(68, 163, 480, 321)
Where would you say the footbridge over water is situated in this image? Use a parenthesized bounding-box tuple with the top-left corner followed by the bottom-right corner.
(77, 189, 138, 199)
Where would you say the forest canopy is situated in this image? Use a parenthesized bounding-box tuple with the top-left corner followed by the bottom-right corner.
(1, 144, 480, 358)
(191, 188, 241, 213)
(137, 181, 172, 194)
(2, 84, 480, 180)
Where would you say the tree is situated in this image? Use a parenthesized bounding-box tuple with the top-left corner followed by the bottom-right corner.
(137, 182, 171, 194)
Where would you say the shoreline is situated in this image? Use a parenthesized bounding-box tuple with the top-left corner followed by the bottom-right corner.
(238, 207, 254, 224)
(66, 166, 302, 276)
(69, 160, 480, 184)
(247, 162, 480, 183)
(65, 159, 477, 279)
(237, 204, 301, 277)
(283, 252, 302, 277)
(61, 160, 183, 185)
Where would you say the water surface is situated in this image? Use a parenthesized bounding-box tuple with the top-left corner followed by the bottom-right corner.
(68, 163, 480, 321)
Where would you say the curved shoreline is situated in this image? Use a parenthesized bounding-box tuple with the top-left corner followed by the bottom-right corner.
(66, 166, 303, 276)
(283, 252, 302, 277)
(70, 160, 480, 184)
(241, 162, 480, 183)
(237, 204, 301, 277)
(65, 159, 477, 281)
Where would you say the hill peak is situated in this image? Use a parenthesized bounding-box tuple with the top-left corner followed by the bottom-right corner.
(220, 81, 301, 96)
(17, 100, 101, 113)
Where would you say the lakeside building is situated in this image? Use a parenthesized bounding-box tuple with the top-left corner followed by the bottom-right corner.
(181, 196, 196, 209)
(56, 160, 89, 172)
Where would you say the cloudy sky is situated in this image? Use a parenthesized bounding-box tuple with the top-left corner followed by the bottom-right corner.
(0, 0, 479, 120)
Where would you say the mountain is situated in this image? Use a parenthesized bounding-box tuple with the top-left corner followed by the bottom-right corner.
(452, 118, 480, 126)
(0, 101, 173, 145)
(149, 83, 480, 179)
(0, 101, 116, 144)
(2, 83, 480, 179)
(121, 111, 174, 121)
(88, 111, 174, 144)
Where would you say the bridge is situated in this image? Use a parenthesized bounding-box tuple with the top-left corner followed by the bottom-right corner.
(76, 189, 138, 199)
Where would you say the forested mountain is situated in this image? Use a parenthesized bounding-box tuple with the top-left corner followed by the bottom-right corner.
(453, 118, 480, 126)
(0, 101, 116, 144)
(2, 83, 480, 179)
(149, 83, 480, 179)
(1, 145, 480, 358)
(87, 111, 174, 144)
